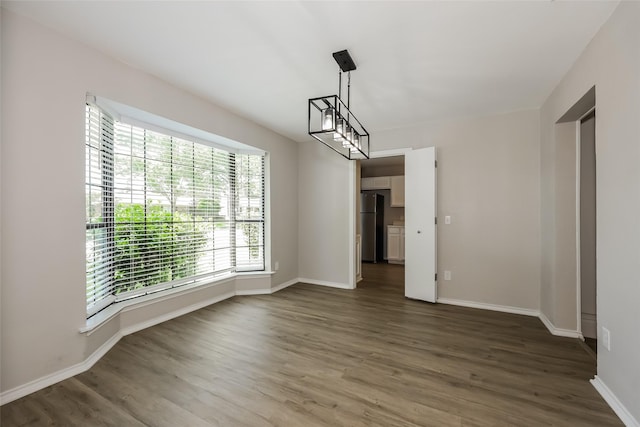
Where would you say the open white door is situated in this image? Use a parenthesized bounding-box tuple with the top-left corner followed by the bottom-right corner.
(405, 147, 437, 302)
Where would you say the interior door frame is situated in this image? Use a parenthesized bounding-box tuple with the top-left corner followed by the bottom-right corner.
(351, 148, 411, 288)
(575, 106, 597, 340)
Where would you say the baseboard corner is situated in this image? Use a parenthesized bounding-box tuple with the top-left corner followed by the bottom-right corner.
(0, 331, 123, 406)
(538, 311, 582, 339)
(591, 376, 640, 427)
(436, 297, 540, 317)
(298, 277, 353, 290)
(270, 278, 299, 294)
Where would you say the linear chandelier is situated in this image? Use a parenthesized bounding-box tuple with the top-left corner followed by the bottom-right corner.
(308, 50, 370, 160)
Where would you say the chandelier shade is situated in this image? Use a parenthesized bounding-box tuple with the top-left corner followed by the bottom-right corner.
(308, 50, 370, 160)
(308, 95, 370, 160)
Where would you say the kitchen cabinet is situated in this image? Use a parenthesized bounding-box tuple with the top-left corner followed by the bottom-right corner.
(362, 176, 405, 207)
(387, 226, 405, 264)
(390, 176, 405, 207)
(361, 176, 391, 190)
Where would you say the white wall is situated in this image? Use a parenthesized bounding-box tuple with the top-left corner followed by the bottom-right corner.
(540, 2, 640, 422)
(297, 141, 353, 287)
(1, 10, 298, 395)
(300, 109, 541, 309)
(376, 110, 541, 310)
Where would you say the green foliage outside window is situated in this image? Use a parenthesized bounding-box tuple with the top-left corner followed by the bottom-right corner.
(113, 203, 207, 293)
(239, 223, 261, 259)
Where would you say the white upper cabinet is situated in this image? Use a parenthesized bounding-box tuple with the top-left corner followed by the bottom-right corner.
(390, 176, 405, 207)
(361, 175, 405, 206)
(361, 176, 391, 190)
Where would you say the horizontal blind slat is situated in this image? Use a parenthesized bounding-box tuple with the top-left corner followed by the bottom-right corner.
(86, 104, 265, 316)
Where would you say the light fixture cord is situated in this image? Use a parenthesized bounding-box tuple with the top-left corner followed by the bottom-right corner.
(347, 72, 351, 111)
(346, 71, 352, 126)
(338, 70, 342, 115)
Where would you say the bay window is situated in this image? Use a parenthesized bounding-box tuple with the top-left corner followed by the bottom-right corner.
(85, 102, 265, 317)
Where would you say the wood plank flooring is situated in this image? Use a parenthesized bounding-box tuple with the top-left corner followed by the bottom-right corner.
(1, 263, 622, 426)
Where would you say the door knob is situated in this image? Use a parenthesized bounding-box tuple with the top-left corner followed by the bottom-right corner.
(417, 230, 422, 234)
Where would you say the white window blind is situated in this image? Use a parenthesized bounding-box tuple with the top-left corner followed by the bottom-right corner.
(86, 105, 115, 312)
(235, 154, 265, 271)
(85, 104, 265, 316)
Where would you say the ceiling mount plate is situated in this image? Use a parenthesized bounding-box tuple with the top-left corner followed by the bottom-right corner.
(332, 50, 356, 72)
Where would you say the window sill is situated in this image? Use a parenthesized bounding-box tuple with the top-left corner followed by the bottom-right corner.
(80, 270, 274, 335)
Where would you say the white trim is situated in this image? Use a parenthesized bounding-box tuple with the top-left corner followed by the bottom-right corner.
(263, 152, 273, 275)
(81, 274, 237, 335)
(89, 94, 263, 155)
(353, 147, 412, 294)
(368, 148, 411, 158)
(235, 271, 276, 278)
(575, 119, 583, 336)
(0, 291, 236, 406)
(0, 276, 302, 406)
(0, 332, 122, 406)
(591, 376, 639, 427)
(120, 291, 235, 337)
(235, 289, 271, 296)
(349, 160, 356, 288)
(236, 278, 298, 295)
(538, 311, 583, 339)
(271, 278, 298, 293)
(438, 299, 586, 339)
(437, 297, 540, 317)
(579, 106, 596, 122)
(298, 278, 353, 289)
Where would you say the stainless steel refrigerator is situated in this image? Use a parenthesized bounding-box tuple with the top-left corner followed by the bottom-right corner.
(361, 192, 385, 263)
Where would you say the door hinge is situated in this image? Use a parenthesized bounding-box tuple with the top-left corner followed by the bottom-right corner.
(435, 160, 438, 168)
(435, 217, 437, 225)
(435, 273, 438, 281)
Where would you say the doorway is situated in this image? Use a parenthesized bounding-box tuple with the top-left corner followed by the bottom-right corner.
(359, 155, 406, 267)
(579, 110, 597, 352)
(555, 86, 597, 350)
(354, 148, 437, 303)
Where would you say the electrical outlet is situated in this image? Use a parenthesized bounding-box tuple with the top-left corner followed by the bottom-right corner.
(274, 261, 279, 271)
(602, 327, 611, 351)
(444, 270, 451, 281)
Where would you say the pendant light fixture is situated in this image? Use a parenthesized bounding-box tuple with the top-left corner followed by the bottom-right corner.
(308, 50, 370, 160)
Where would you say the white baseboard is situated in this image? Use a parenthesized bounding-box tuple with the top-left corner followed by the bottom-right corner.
(271, 278, 298, 293)
(235, 289, 271, 296)
(0, 291, 236, 406)
(0, 279, 305, 406)
(591, 376, 639, 427)
(298, 277, 353, 289)
(538, 311, 583, 339)
(0, 331, 122, 406)
(120, 291, 235, 336)
(436, 297, 540, 317)
(236, 278, 298, 295)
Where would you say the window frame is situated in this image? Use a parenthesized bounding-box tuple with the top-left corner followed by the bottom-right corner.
(85, 97, 267, 318)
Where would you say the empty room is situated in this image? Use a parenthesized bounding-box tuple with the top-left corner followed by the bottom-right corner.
(1, 1, 639, 426)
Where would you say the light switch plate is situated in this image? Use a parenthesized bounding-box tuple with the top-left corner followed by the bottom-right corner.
(602, 327, 611, 351)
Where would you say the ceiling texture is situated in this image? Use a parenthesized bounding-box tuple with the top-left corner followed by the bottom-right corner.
(4, 1, 618, 142)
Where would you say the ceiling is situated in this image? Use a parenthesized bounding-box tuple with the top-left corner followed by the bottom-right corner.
(4, 1, 618, 142)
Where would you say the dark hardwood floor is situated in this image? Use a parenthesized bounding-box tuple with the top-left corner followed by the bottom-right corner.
(1, 263, 621, 426)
